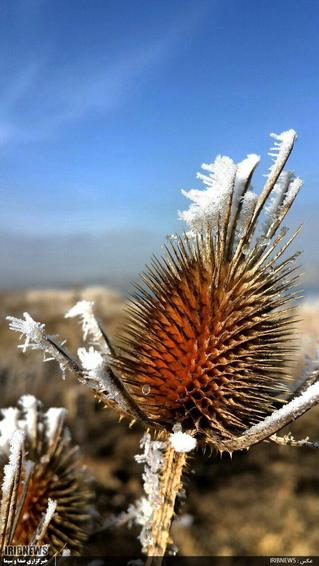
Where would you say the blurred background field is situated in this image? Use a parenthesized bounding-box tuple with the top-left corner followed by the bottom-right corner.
(0, 286, 318, 557)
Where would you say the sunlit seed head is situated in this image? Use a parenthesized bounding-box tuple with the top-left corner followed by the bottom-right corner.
(111, 132, 302, 446)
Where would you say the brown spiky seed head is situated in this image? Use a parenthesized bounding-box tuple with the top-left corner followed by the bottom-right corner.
(0, 395, 93, 554)
(111, 132, 303, 445)
(113, 226, 299, 445)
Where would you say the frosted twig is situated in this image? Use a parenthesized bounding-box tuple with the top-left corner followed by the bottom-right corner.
(6, 313, 152, 425)
(249, 130, 297, 232)
(218, 381, 319, 453)
(270, 433, 319, 449)
(236, 191, 258, 237)
(7, 313, 71, 378)
(1, 430, 24, 496)
(126, 433, 166, 553)
(19, 395, 38, 446)
(30, 498, 57, 544)
(263, 171, 292, 230)
(0, 430, 24, 547)
(288, 351, 319, 399)
(267, 130, 297, 184)
(65, 300, 111, 355)
(0, 408, 19, 449)
(44, 407, 66, 448)
(77, 346, 131, 411)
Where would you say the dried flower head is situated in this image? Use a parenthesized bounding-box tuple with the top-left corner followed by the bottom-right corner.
(0, 395, 93, 554)
(110, 130, 303, 444)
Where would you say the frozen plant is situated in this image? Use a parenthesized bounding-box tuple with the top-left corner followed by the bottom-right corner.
(7, 130, 319, 561)
(0, 395, 93, 554)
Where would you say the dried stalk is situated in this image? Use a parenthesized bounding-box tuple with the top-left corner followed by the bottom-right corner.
(146, 441, 187, 564)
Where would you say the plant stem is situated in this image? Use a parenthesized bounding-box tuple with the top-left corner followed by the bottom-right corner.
(146, 442, 187, 565)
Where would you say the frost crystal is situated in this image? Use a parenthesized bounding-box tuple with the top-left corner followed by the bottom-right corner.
(265, 171, 291, 218)
(282, 176, 303, 208)
(245, 381, 319, 437)
(6, 313, 45, 354)
(2, 430, 24, 495)
(7, 313, 68, 377)
(126, 433, 165, 552)
(65, 300, 107, 350)
(44, 407, 65, 446)
(19, 395, 38, 439)
(179, 155, 237, 233)
(42, 498, 57, 530)
(267, 130, 297, 182)
(78, 346, 105, 384)
(232, 153, 260, 209)
(77, 346, 129, 410)
(0, 408, 19, 449)
(178, 130, 301, 248)
(237, 191, 258, 237)
(169, 430, 197, 453)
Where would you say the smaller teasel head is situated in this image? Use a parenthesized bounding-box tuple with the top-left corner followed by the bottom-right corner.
(0, 395, 93, 554)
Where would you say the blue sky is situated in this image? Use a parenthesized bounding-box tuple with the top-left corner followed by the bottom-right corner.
(0, 0, 319, 288)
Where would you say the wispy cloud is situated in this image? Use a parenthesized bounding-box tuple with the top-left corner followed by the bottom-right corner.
(0, 7, 205, 145)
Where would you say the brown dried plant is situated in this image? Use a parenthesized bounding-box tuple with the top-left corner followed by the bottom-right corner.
(0, 395, 92, 555)
(7, 130, 319, 560)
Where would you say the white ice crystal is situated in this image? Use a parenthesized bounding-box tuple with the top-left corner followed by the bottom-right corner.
(265, 171, 292, 219)
(2, 430, 24, 495)
(0, 397, 65, 455)
(19, 395, 38, 439)
(267, 130, 297, 183)
(7, 313, 68, 377)
(0, 408, 19, 449)
(78, 346, 105, 382)
(245, 381, 319, 437)
(237, 191, 258, 237)
(169, 430, 197, 453)
(126, 433, 166, 552)
(65, 300, 107, 350)
(179, 153, 261, 236)
(263, 170, 303, 235)
(77, 346, 130, 410)
(6, 313, 45, 354)
(235, 153, 260, 185)
(179, 155, 237, 233)
(44, 407, 65, 446)
(179, 130, 301, 248)
(282, 176, 303, 208)
(127, 430, 196, 550)
(42, 498, 57, 530)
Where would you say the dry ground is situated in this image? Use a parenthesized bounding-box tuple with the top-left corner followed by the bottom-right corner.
(0, 287, 318, 557)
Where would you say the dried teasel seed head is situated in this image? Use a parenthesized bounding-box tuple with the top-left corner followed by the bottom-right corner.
(112, 131, 303, 446)
(0, 395, 93, 554)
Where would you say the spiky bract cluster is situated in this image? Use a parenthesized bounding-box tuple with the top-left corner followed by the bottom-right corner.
(0, 395, 92, 554)
(112, 131, 302, 445)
